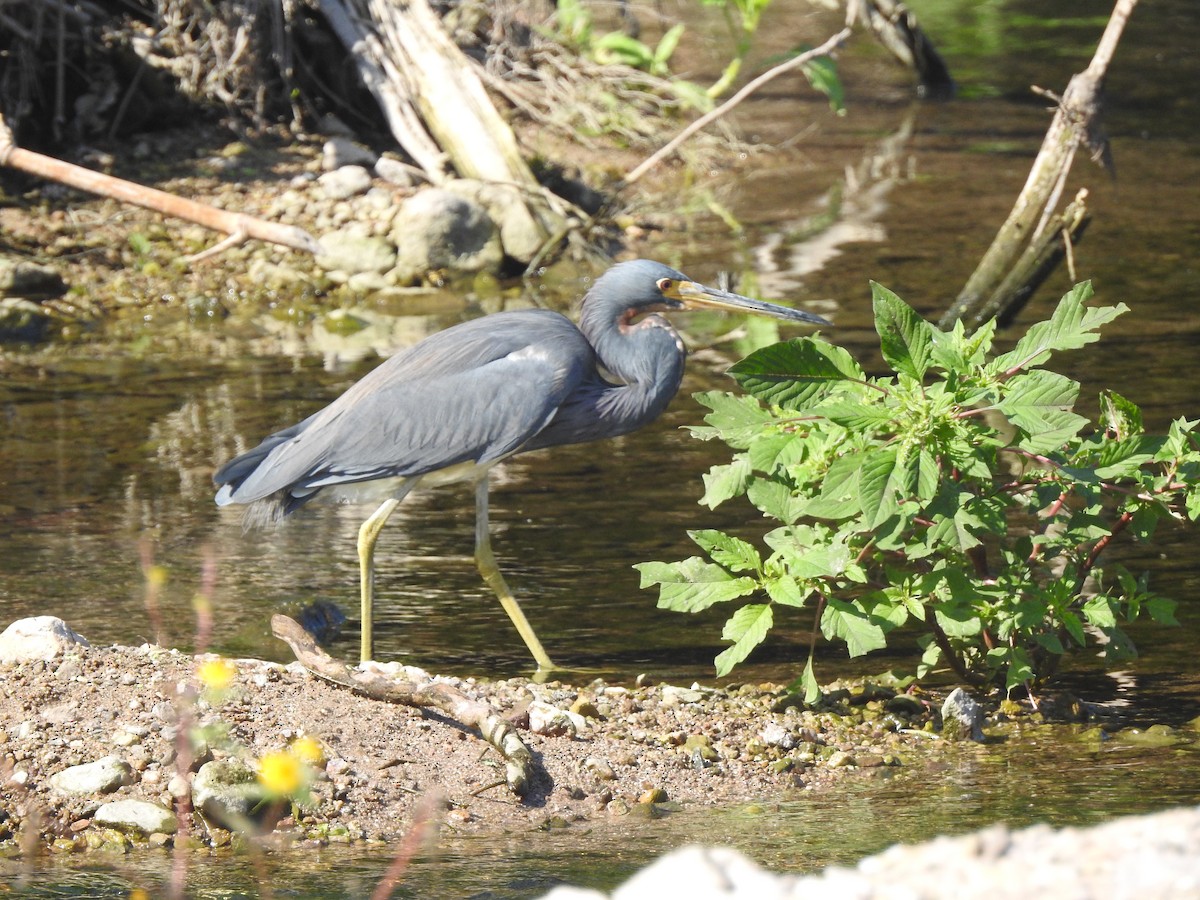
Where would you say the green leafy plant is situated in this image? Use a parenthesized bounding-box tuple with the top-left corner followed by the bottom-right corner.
(637, 283, 1196, 697)
(552, 0, 685, 78)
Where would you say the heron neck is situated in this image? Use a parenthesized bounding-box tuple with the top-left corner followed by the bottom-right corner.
(585, 312, 687, 434)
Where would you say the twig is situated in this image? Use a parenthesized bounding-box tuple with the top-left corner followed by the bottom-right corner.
(270, 615, 536, 796)
(0, 113, 321, 258)
(624, 27, 852, 185)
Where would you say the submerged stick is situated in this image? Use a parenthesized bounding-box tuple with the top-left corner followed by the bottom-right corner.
(270, 614, 535, 796)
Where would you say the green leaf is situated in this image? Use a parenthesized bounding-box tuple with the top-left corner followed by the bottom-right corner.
(795, 655, 821, 704)
(593, 32, 655, 69)
(991, 283, 1128, 374)
(729, 339, 864, 410)
(857, 447, 907, 529)
(1145, 595, 1178, 626)
(690, 529, 761, 572)
(821, 599, 887, 657)
(934, 604, 982, 639)
(652, 23, 686, 74)
(1098, 389, 1144, 439)
(818, 400, 896, 431)
(747, 478, 807, 525)
(800, 54, 844, 114)
(872, 282, 935, 380)
(997, 370, 1088, 454)
(634, 558, 757, 612)
(700, 457, 752, 508)
(764, 574, 811, 607)
(715, 604, 773, 675)
(694, 391, 774, 447)
(1082, 595, 1117, 629)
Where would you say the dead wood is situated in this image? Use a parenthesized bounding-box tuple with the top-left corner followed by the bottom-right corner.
(315, 0, 564, 261)
(0, 114, 321, 259)
(855, 0, 954, 98)
(624, 25, 854, 186)
(940, 0, 1135, 329)
(270, 614, 535, 797)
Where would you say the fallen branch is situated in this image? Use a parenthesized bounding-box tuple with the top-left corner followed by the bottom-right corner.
(0, 114, 321, 258)
(939, 0, 1135, 328)
(624, 25, 852, 186)
(270, 615, 535, 796)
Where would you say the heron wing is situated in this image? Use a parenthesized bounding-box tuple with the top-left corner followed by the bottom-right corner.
(216, 310, 592, 504)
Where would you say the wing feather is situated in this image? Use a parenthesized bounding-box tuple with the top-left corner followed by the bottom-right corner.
(216, 310, 591, 505)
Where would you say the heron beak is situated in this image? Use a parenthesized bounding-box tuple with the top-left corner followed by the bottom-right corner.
(665, 279, 830, 327)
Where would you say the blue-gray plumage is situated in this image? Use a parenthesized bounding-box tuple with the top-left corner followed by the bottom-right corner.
(214, 259, 829, 670)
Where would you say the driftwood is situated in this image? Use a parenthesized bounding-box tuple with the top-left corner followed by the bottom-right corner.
(940, 0, 1135, 329)
(0, 114, 320, 260)
(315, 0, 563, 262)
(270, 615, 535, 797)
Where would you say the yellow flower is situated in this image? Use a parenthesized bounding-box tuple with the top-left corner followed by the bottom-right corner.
(258, 751, 305, 798)
(197, 657, 237, 692)
(290, 735, 325, 766)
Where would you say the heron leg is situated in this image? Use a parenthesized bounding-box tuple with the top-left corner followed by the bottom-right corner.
(357, 481, 419, 663)
(473, 476, 557, 672)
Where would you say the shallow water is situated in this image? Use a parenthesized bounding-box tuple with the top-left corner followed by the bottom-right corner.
(2, 0, 1200, 895)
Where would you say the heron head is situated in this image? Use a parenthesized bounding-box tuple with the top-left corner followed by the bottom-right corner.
(585, 259, 831, 328)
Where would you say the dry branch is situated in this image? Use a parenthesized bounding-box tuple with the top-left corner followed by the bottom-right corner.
(0, 114, 320, 258)
(940, 0, 1135, 328)
(270, 615, 535, 797)
(624, 26, 853, 186)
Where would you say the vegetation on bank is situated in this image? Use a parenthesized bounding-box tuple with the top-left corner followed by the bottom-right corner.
(640, 283, 1195, 696)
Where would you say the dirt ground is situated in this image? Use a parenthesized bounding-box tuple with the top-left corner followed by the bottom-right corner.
(0, 635, 943, 850)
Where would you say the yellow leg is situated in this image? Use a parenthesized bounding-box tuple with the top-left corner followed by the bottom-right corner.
(474, 477, 558, 672)
(357, 481, 419, 663)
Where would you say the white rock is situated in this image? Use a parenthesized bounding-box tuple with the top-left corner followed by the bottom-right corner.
(528, 700, 584, 737)
(0, 616, 89, 664)
(613, 845, 794, 900)
(318, 165, 373, 201)
(49, 755, 133, 796)
(94, 799, 177, 835)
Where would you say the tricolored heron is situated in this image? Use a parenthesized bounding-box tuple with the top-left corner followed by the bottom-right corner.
(214, 259, 829, 671)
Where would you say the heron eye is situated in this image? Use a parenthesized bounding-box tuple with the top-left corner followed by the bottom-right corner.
(656, 277, 673, 293)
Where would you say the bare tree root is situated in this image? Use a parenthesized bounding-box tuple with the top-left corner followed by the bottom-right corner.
(270, 615, 536, 797)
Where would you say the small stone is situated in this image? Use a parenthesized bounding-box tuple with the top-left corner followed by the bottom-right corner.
(825, 751, 856, 768)
(322, 137, 376, 171)
(569, 697, 601, 719)
(528, 701, 582, 737)
(192, 758, 261, 826)
(941, 688, 986, 742)
(660, 685, 706, 706)
(316, 230, 397, 276)
(389, 188, 502, 283)
(582, 757, 616, 782)
(374, 156, 414, 187)
(638, 787, 668, 804)
(760, 722, 796, 750)
(317, 165, 373, 200)
(684, 734, 718, 762)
